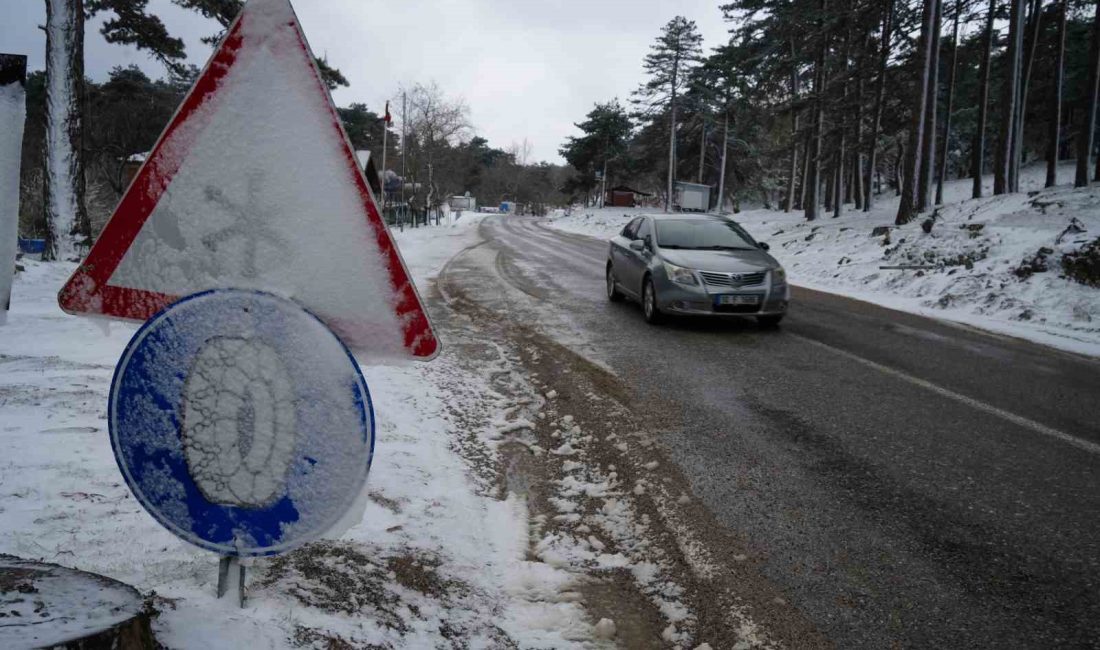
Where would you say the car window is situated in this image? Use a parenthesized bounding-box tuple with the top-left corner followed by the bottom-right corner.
(654, 219, 758, 250)
(636, 218, 652, 243)
(621, 218, 642, 239)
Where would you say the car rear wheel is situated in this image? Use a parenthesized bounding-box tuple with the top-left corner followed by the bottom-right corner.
(642, 277, 663, 324)
(606, 265, 624, 302)
(757, 314, 784, 328)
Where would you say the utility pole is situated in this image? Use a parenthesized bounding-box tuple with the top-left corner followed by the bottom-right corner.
(380, 100, 388, 207)
(401, 91, 407, 208)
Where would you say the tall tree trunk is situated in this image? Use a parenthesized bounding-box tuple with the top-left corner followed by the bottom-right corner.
(852, 45, 865, 211)
(718, 100, 730, 211)
(1012, 0, 1044, 191)
(917, 0, 942, 213)
(1075, 0, 1099, 186)
(896, 139, 905, 195)
(806, 0, 828, 221)
(667, 55, 680, 212)
(698, 118, 707, 184)
(800, 130, 811, 209)
(43, 0, 89, 262)
(786, 39, 800, 213)
(1047, 0, 1067, 187)
(936, 0, 960, 205)
(973, 0, 996, 198)
(865, 0, 895, 210)
(897, 0, 938, 224)
(996, 0, 1026, 194)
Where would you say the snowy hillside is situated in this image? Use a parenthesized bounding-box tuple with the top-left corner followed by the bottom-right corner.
(547, 165, 1100, 357)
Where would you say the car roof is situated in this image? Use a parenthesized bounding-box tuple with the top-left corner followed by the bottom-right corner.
(646, 213, 734, 223)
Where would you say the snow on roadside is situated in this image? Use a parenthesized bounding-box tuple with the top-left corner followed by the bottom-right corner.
(546, 165, 1100, 357)
(0, 211, 595, 648)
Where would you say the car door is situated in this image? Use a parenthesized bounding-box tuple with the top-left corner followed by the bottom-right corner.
(621, 217, 653, 295)
(610, 218, 642, 296)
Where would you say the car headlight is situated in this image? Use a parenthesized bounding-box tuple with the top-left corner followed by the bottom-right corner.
(662, 261, 698, 286)
(773, 267, 787, 285)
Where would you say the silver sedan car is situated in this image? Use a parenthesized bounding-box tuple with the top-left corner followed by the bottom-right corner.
(605, 213, 789, 326)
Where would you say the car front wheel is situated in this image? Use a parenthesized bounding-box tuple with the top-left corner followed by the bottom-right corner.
(643, 277, 663, 324)
(606, 265, 624, 302)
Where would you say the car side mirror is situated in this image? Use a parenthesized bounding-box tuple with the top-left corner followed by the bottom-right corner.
(629, 240, 645, 251)
(759, 242, 770, 251)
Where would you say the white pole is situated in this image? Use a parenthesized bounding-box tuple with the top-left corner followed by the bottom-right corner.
(0, 54, 27, 325)
(718, 108, 729, 214)
(380, 110, 388, 206)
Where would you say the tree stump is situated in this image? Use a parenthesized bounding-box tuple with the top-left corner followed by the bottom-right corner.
(0, 555, 155, 649)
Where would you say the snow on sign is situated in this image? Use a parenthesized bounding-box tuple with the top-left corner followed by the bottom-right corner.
(57, 0, 437, 358)
(110, 289, 374, 556)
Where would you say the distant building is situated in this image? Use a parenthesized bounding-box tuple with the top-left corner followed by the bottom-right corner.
(673, 181, 711, 212)
(604, 185, 653, 208)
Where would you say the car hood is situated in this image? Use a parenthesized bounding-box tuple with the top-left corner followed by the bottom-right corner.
(658, 248, 777, 272)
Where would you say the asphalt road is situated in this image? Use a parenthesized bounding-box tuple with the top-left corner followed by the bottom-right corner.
(448, 214, 1100, 649)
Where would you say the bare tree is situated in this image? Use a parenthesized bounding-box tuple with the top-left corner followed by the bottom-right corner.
(404, 81, 471, 209)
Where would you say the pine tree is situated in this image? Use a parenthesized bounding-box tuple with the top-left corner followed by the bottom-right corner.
(897, 0, 940, 224)
(1077, 0, 1100, 187)
(634, 16, 703, 211)
(559, 100, 634, 205)
(972, 0, 996, 198)
(1047, 0, 1067, 187)
(935, 0, 960, 206)
(864, 0, 895, 211)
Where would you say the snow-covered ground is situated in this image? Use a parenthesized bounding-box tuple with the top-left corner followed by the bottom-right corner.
(0, 212, 600, 648)
(547, 164, 1100, 357)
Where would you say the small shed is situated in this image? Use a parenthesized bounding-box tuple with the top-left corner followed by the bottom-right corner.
(605, 185, 653, 208)
(450, 195, 476, 211)
(674, 181, 712, 212)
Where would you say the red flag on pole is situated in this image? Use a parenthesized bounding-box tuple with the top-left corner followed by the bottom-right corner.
(384, 101, 392, 125)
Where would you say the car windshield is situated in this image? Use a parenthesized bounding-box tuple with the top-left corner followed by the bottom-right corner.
(654, 219, 758, 250)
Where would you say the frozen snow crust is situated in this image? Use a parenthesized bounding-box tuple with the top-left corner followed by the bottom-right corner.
(109, 289, 374, 557)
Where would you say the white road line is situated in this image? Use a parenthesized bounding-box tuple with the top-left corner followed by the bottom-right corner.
(790, 333, 1100, 456)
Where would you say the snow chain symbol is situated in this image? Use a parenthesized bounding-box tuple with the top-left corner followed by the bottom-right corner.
(181, 336, 298, 508)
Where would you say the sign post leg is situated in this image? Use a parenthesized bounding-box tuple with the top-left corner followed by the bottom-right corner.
(216, 556, 245, 607)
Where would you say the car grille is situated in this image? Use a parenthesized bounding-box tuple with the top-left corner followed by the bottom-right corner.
(699, 270, 767, 288)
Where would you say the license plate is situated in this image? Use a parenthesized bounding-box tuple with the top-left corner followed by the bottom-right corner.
(716, 294, 760, 306)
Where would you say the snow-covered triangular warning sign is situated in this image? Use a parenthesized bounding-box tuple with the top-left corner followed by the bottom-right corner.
(59, 0, 437, 358)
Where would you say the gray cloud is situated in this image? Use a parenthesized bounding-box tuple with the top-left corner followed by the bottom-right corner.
(1, 0, 730, 163)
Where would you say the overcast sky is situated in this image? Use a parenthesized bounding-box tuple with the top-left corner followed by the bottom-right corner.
(2, 0, 732, 164)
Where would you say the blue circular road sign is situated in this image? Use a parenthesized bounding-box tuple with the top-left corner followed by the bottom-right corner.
(109, 289, 374, 556)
